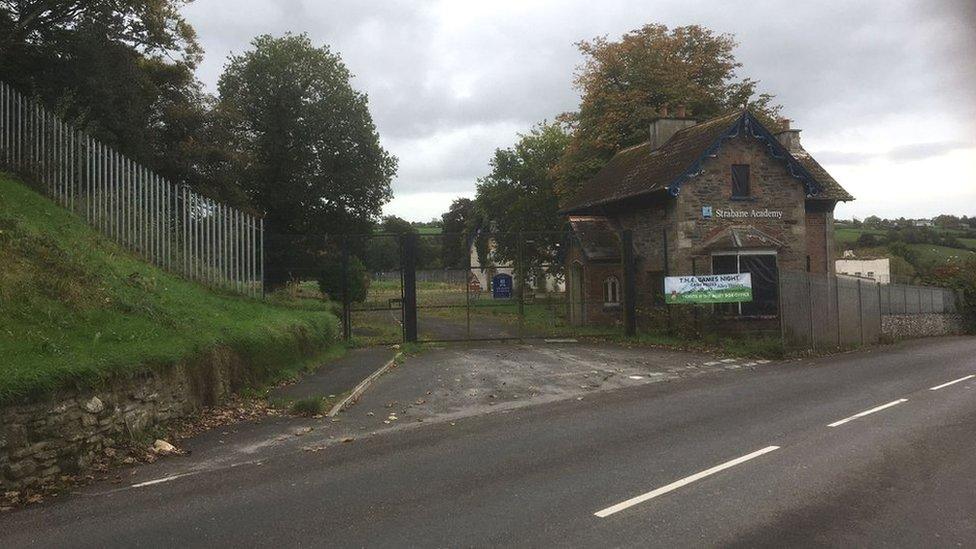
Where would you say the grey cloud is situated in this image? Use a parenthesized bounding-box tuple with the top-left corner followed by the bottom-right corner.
(814, 140, 973, 165)
(886, 140, 972, 161)
(181, 0, 976, 217)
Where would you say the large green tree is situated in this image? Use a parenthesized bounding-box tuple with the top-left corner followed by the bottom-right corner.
(440, 198, 479, 269)
(217, 33, 397, 286)
(0, 2, 231, 199)
(474, 121, 570, 274)
(556, 24, 780, 197)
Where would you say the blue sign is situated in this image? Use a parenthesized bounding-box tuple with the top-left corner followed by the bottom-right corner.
(702, 205, 713, 219)
(491, 273, 513, 299)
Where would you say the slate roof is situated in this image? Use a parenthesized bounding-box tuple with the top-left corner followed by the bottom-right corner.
(560, 110, 853, 214)
(567, 216, 621, 261)
(790, 149, 854, 201)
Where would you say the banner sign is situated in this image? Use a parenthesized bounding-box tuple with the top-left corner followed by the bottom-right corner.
(664, 273, 753, 304)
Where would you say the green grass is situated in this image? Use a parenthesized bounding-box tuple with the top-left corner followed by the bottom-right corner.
(835, 227, 886, 247)
(904, 243, 976, 265)
(956, 238, 976, 251)
(289, 397, 326, 416)
(0, 174, 341, 403)
(620, 330, 784, 359)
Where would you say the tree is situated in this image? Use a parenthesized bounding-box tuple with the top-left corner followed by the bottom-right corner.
(474, 121, 571, 275)
(555, 24, 780, 197)
(218, 33, 397, 287)
(440, 198, 478, 268)
(0, 1, 235, 201)
(318, 255, 369, 303)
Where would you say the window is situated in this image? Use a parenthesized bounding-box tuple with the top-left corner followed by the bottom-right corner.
(712, 251, 779, 317)
(867, 271, 875, 279)
(731, 164, 751, 198)
(603, 276, 620, 306)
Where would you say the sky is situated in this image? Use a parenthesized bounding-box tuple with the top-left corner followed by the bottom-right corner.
(181, 0, 976, 222)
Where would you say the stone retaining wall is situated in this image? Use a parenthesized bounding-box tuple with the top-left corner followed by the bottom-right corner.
(0, 346, 251, 491)
(882, 314, 966, 340)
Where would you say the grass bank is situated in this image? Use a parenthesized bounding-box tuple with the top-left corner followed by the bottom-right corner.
(0, 173, 341, 403)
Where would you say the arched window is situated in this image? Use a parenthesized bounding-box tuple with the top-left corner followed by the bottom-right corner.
(603, 275, 620, 305)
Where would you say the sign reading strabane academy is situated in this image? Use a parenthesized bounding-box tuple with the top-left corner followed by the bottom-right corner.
(702, 206, 782, 219)
(664, 273, 753, 304)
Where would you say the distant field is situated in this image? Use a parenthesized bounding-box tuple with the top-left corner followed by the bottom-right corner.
(835, 227, 885, 247)
(834, 225, 976, 262)
(905, 243, 976, 265)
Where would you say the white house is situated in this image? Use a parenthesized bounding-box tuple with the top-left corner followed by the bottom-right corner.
(469, 237, 564, 293)
(835, 257, 891, 284)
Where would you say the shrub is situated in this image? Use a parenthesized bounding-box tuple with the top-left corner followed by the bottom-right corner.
(290, 397, 325, 416)
(318, 255, 369, 303)
(926, 258, 976, 333)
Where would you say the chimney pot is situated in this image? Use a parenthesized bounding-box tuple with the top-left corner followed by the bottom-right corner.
(675, 105, 687, 118)
(659, 105, 669, 117)
(778, 117, 791, 130)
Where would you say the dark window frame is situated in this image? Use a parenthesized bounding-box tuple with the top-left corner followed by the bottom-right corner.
(731, 164, 751, 199)
(711, 251, 779, 317)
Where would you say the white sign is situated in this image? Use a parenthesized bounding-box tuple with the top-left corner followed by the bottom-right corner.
(702, 207, 783, 220)
(664, 273, 753, 304)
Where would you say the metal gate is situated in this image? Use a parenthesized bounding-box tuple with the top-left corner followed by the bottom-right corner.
(342, 230, 636, 344)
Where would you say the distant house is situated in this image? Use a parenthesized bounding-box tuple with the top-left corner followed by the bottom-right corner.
(559, 109, 853, 325)
(836, 257, 891, 284)
(468, 236, 563, 294)
(913, 219, 934, 227)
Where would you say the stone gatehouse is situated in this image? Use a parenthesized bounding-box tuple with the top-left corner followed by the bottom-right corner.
(560, 109, 853, 325)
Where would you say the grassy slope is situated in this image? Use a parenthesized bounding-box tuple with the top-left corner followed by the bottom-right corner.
(0, 174, 339, 403)
(835, 226, 976, 265)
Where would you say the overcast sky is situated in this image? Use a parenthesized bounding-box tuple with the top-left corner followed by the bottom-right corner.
(182, 0, 976, 222)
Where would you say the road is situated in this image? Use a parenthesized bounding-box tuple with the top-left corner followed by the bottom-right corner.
(2, 337, 975, 547)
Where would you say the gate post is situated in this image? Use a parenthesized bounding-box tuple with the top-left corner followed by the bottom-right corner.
(621, 230, 637, 337)
(341, 235, 351, 341)
(517, 232, 524, 339)
(402, 232, 418, 343)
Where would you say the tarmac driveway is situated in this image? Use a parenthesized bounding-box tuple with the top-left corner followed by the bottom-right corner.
(88, 341, 765, 492)
(344, 342, 764, 426)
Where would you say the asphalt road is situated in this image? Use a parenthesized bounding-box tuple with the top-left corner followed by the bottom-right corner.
(3, 337, 975, 548)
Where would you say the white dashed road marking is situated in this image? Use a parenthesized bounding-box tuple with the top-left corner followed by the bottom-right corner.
(827, 399, 908, 428)
(131, 473, 190, 488)
(929, 375, 974, 391)
(594, 446, 780, 518)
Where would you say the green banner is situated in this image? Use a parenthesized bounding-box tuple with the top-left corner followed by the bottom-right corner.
(665, 273, 753, 304)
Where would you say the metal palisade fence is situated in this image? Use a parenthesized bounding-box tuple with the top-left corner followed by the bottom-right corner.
(0, 82, 263, 296)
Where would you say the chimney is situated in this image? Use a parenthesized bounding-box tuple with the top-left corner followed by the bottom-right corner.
(648, 104, 697, 149)
(774, 117, 802, 151)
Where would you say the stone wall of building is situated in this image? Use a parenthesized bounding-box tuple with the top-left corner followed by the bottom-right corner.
(675, 133, 812, 274)
(1, 346, 254, 491)
(613, 199, 672, 309)
(882, 314, 966, 340)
